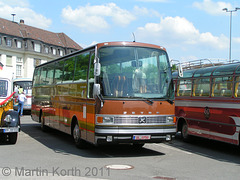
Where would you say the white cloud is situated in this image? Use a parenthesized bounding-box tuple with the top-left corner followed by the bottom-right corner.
(61, 3, 136, 32)
(0, 1, 51, 29)
(135, 16, 228, 50)
(79, 41, 98, 49)
(193, 0, 233, 15)
(0, 0, 29, 8)
(133, 6, 161, 17)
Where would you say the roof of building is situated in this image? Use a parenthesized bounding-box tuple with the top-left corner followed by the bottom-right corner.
(0, 17, 82, 50)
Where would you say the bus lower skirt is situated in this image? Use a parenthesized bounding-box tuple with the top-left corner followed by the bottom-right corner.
(95, 134, 174, 144)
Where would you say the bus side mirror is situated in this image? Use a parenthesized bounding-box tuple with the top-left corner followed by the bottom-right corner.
(94, 63, 101, 76)
(93, 84, 101, 96)
(178, 64, 183, 77)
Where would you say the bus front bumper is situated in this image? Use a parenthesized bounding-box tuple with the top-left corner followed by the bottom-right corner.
(95, 125, 176, 144)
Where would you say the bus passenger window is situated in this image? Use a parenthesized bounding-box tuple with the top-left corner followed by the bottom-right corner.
(235, 76, 240, 97)
(74, 52, 89, 98)
(54, 61, 64, 84)
(63, 57, 75, 82)
(213, 76, 233, 97)
(177, 79, 192, 96)
(46, 63, 55, 85)
(194, 78, 210, 97)
(74, 53, 88, 82)
(40, 67, 47, 85)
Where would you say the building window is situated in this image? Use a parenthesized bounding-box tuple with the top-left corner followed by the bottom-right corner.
(0, 37, 2, 45)
(6, 55, 12, 66)
(34, 43, 41, 52)
(17, 41, 22, 48)
(17, 57, 23, 63)
(16, 64, 22, 76)
(59, 49, 63, 56)
(45, 47, 49, 53)
(6, 39, 12, 47)
(52, 48, 56, 55)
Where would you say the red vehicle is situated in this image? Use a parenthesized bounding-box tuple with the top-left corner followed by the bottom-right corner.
(173, 62, 240, 145)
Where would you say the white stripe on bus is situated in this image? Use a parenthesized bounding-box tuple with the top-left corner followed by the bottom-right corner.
(175, 101, 240, 109)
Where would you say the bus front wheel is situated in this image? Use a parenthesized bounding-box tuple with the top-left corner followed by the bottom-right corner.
(73, 123, 87, 149)
(181, 122, 191, 142)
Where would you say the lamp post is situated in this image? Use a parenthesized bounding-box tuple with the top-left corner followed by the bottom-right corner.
(222, 7, 240, 63)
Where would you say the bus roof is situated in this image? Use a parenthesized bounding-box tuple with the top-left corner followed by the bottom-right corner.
(174, 62, 240, 79)
(13, 78, 32, 82)
(34, 41, 167, 69)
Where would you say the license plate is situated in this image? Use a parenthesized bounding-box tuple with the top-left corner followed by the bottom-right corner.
(133, 135, 151, 140)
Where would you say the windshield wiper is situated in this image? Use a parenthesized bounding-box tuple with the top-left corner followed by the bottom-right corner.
(166, 99, 174, 105)
(125, 96, 154, 105)
(142, 98, 154, 105)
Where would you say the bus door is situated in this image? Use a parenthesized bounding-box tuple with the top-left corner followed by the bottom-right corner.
(73, 52, 94, 140)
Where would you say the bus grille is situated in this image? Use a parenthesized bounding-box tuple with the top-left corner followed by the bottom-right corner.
(113, 116, 167, 124)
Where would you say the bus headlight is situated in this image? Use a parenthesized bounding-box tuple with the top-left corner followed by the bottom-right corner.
(103, 117, 114, 124)
(4, 115, 13, 123)
(166, 116, 174, 123)
(97, 116, 114, 124)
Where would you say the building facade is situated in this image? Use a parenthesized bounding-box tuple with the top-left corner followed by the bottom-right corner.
(0, 18, 82, 79)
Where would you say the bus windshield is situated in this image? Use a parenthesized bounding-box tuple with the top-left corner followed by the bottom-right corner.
(13, 81, 32, 95)
(99, 46, 172, 99)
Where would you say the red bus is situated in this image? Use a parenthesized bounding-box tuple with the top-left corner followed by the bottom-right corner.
(173, 62, 240, 145)
(31, 41, 176, 148)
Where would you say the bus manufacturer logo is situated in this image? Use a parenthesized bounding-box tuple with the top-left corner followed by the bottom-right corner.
(204, 106, 210, 119)
(138, 117, 147, 124)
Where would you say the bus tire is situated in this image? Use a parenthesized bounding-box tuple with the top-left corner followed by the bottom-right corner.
(8, 132, 18, 144)
(181, 122, 191, 142)
(73, 123, 87, 149)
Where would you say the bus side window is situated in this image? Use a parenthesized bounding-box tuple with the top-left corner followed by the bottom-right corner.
(235, 76, 240, 97)
(46, 63, 55, 85)
(54, 61, 64, 84)
(213, 76, 233, 97)
(63, 57, 75, 82)
(74, 52, 89, 98)
(177, 79, 192, 96)
(40, 67, 47, 85)
(193, 79, 199, 96)
(33, 68, 41, 86)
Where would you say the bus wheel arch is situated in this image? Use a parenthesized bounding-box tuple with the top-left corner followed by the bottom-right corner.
(178, 117, 191, 142)
(39, 109, 42, 123)
(177, 117, 185, 133)
(40, 110, 48, 131)
(71, 117, 87, 149)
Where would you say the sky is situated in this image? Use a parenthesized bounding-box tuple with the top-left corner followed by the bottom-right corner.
(0, 0, 240, 62)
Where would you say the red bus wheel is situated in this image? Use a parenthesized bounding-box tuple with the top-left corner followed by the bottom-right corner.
(181, 122, 190, 142)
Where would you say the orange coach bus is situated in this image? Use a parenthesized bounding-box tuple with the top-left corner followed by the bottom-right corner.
(31, 41, 176, 148)
(173, 62, 240, 145)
